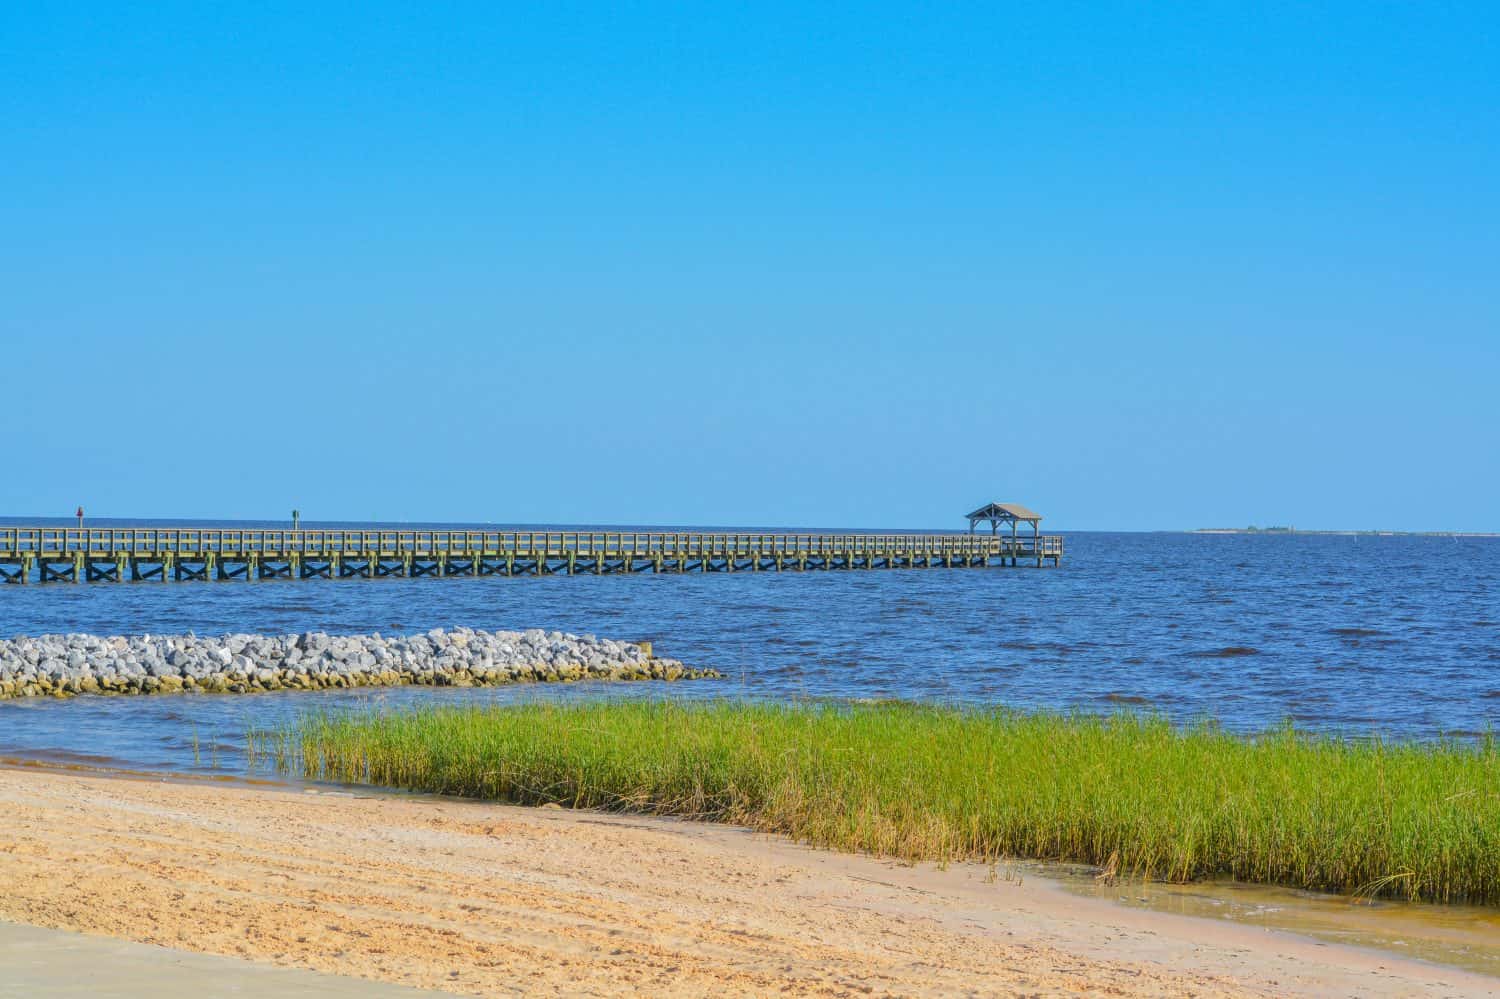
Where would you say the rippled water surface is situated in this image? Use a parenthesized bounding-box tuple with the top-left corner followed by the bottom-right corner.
(1, 532, 1497, 773)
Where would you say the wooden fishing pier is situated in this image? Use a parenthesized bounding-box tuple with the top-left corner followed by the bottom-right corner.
(0, 522, 1062, 585)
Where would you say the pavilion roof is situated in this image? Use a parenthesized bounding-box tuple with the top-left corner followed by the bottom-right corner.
(966, 502, 1043, 523)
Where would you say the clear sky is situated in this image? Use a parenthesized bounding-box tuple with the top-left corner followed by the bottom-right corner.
(3, 3, 1496, 531)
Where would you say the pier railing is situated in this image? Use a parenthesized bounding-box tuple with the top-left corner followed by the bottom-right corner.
(0, 527, 1062, 583)
(0, 528, 1062, 558)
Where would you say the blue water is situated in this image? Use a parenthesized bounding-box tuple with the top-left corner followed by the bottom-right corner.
(1, 530, 1497, 776)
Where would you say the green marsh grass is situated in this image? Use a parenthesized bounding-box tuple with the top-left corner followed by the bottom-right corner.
(259, 700, 1500, 904)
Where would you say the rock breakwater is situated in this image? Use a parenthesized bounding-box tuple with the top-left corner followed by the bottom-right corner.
(0, 628, 717, 700)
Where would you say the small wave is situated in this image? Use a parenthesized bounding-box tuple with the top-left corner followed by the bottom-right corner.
(2, 748, 127, 767)
(1330, 627, 1385, 638)
(1186, 646, 1262, 659)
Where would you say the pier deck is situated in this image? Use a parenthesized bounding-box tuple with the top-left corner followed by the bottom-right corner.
(0, 527, 1062, 584)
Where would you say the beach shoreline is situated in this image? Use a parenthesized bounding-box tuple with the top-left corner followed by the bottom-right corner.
(0, 766, 1492, 997)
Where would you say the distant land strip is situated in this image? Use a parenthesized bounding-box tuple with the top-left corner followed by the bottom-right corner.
(1193, 528, 1499, 537)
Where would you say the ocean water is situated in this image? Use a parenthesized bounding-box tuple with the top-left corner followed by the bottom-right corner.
(0, 530, 1497, 775)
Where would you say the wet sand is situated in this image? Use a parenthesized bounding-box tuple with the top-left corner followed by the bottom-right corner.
(0, 768, 1493, 997)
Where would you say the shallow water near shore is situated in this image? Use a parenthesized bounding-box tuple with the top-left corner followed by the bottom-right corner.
(0, 528, 1494, 768)
(1, 530, 1496, 759)
(1052, 865, 1500, 978)
(5, 527, 1495, 973)
(2, 529, 1500, 950)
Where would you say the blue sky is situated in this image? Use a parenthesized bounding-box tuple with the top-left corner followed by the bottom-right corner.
(3, 3, 1496, 531)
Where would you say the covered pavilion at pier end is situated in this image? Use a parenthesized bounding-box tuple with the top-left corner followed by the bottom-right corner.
(966, 502, 1045, 547)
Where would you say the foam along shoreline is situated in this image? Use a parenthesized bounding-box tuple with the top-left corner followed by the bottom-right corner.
(0, 628, 718, 700)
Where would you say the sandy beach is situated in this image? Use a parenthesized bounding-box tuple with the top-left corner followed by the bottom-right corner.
(0, 768, 1491, 997)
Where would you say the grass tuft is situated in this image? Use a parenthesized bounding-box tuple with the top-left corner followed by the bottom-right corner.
(257, 700, 1500, 904)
